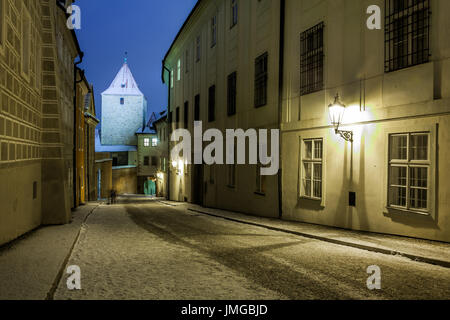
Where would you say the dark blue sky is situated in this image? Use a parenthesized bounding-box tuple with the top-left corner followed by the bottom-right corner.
(75, 0, 197, 121)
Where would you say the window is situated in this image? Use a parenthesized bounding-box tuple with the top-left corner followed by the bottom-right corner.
(255, 164, 266, 195)
(22, 8, 31, 77)
(209, 165, 215, 184)
(385, 0, 430, 72)
(208, 85, 216, 122)
(184, 101, 189, 128)
(170, 69, 174, 88)
(120, 98, 124, 105)
(388, 132, 430, 213)
(176, 107, 180, 129)
(300, 22, 324, 95)
(185, 49, 190, 73)
(152, 156, 158, 166)
(177, 59, 181, 81)
(254, 52, 268, 107)
(227, 72, 237, 116)
(231, 0, 238, 28)
(196, 35, 201, 62)
(144, 156, 150, 166)
(194, 94, 200, 121)
(211, 16, 217, 47)
(301, 139, 323, 199)
(144, 138, 150, 147)
(152, 138, 158, 147)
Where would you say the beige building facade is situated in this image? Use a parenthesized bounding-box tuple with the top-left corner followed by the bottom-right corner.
(163, 0, 282, 217)
(280, 0, 450, 242)
(0, 0, 86, 245)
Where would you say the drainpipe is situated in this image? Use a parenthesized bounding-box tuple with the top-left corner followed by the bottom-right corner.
(277, 0, 286, 219)
(73, 52, 84, 209)
(163, 65, 171, 201)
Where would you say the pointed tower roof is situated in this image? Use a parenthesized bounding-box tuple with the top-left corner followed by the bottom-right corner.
(102, 59, 143, 96)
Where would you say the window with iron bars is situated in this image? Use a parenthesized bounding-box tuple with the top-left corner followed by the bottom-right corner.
(254, 52, 268, 108)
(227, 72, 237, 116)
(300, 22, 324, 96)
(385, 0, 430, 73)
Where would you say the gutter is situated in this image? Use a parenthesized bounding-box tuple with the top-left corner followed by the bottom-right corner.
(277, 0, 286, 219)
(73, 55, 84, 209)
(163, 65, 172, 201)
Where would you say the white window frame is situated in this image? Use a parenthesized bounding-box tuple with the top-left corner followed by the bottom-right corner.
(384, 125, 436, 217)
(152, 138, 158, 147)
(300, 138, 324, 201)
(144, 138, 150, 147)
(298, 135, 326, 206)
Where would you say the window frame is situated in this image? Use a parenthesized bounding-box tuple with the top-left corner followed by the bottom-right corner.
(208, 85, 216, 123)
(152, 138, 158, 147)
(227, 72, 237, 116)
(300, 22, 324, 96)
(144, 138, 150, 147)
(194, 94, 200, 121)
(177, 59, 181, 81)
(184, 101, 189, 129)
(254, 52, 268, 108)
(300, 138, 324, 202)
(230, 0, 238, 28)
(196, 35, 201, 62)
(21, 6, 32, 80)
(383, 125, 436, 218)
(384, 0, 431, 73)
(211, 15, 217, 48)
(0, 0, 5, 53)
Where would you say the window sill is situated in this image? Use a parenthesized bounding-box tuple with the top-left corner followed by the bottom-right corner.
(384, 206, 431, 217)
(254, 191, 266, 197)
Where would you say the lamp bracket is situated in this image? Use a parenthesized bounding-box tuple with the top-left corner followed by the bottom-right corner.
(336, 129, 353, 143)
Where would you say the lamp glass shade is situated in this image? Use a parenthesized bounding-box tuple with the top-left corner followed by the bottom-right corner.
(328, 95, 346, 128)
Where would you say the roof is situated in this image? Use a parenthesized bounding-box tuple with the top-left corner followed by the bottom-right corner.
(102, 62, 143, 96)
(136, 127, 157, 135)
(95, 130, 137, 152)
(161, 0, 202, 82)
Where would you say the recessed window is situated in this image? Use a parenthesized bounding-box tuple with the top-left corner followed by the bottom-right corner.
(231, 0, 238, 28)
(227, 72, 237, 116)
(120, 98, 124, 105)
(300, 22, 324, 95)
(301, 139, 323, 199)
(208, 85, 216, 122)
(388, 132, 430, 212)
(152, 138, 158, 147)
(385, 0, 430, 72)
(194, 94, 200, 121)
(144, 138, 150, 147)
(184, 101, 189, 129)
(177, 59, 181, 81)
(254, 52, 268, 107)
(255, 163, 266, 195)
(170, 69, 174, 88)
(176, 107, 180, 129)
(144, 156, 150, 166)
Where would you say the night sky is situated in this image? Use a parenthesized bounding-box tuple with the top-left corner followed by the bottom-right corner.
(74, 0, 198, 123)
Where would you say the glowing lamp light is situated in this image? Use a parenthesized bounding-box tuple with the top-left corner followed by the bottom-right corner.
(328, 93, 353, 142)
(172, 160, 177, 168)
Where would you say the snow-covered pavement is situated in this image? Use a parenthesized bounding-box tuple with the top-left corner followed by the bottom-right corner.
(54, 196, 450, 300)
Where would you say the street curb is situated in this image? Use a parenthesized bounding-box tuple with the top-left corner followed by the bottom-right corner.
(45, 204, 99, 300)
(188, 208, 450, 269)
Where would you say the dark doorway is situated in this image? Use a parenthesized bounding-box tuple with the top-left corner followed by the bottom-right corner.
(192, 164, 204, 205)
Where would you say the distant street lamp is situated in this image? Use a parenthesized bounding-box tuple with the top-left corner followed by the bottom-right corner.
(328, 93, 353, 142)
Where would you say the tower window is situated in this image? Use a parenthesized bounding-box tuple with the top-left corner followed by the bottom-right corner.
(120, 98, 124, 105)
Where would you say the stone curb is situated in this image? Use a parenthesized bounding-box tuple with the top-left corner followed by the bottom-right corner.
(187, 208, 450, 269)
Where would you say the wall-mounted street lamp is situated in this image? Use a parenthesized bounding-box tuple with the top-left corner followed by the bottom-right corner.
(328, 93, 353, 142)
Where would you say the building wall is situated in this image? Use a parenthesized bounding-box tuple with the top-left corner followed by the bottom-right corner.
(164, 0, 281, 217)
(112, 167, 137, 195)
(94, 159, 112, 200)
(0, 0, 79, 245)
(101, 94, 146, 146)
(281, 0, 450, 242)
